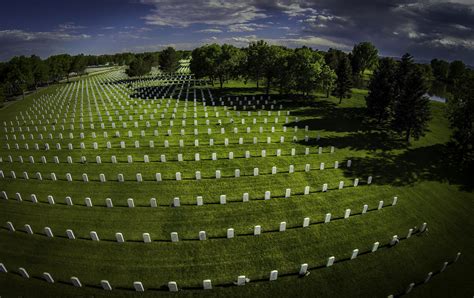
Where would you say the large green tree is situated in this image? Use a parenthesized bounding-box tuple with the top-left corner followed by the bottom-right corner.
(30, 55, 49, 88)
(333, 56, 352, 104)
(448, 71, 474, 162)
(319, 64, 337, 98)
(351, 42, 379, 76)
(215, 44, 244, 89)
(392, 53, 431, 143)
(246, 40, 268, 88)
(159, 47, 178, 73)
(365, 57, 397, 124)
(126, 58, 151, 77)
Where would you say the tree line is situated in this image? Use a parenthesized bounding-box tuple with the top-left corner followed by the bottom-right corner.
(0, 49, 189, 102)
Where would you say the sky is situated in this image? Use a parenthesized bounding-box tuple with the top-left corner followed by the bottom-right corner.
(0, 0, 473, 64)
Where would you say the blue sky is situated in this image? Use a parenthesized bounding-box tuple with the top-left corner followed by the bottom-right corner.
(0, 0, 473, 64)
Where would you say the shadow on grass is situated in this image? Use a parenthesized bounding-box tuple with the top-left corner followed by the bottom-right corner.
(340, 143, 474, 191)
(299, 131, 407, 151)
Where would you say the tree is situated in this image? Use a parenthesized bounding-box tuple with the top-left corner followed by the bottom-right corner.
(448, 71, 474, 162)
(126, 58, 151, 77)
(351, 42, 378, 76)
(70, 54, 87, 77)
(320, 64, 337, 98)
(365, 57, 397, 124)
(159, 47, 178, 73)
(215, 44, 244, 89)
(246, 40, 268, 88)
(392, 53, 431, 143)
(325, 48, 347, 70)
(30, 55, 49, 88)
(447, 60, 466, 89)
(289, 47, 324, 96)
(7, 56, 34, 98)
(333, 56, 352, 104)
(430, 59, 449, 82)
(261, 45, 286, 95)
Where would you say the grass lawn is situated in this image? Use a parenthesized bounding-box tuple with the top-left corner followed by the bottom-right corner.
(0, 70, 472, 297)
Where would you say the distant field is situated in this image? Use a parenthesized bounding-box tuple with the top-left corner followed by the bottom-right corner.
(0, 68, 472, 297)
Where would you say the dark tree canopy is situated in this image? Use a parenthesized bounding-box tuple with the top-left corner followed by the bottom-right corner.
(366, 57, 397, 124)
(333, 56, 352, 104)
(126, 58, 152, 77)
(159, 47, 178, 73)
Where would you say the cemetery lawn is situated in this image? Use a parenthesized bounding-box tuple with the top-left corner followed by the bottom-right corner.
(0, 76, 473, 297)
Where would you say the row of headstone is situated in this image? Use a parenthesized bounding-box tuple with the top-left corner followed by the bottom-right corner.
(4, 204, 398, 240)
(0, 148, 339, 166)
(0, 182, 380, 207)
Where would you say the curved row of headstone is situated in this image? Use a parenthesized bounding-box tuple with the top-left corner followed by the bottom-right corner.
(387, 252, 462, 297)
(0, 228, 429, 292)
(2, 201, 402, 242)
(3, 110, 295, 132)
(0, 161, 357, 183)
(2, 135, 315, 151)
(0, 146, 336, 165)
(0, 177, 373, 208)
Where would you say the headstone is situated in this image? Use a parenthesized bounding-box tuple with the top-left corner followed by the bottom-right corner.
(324, 213, 331, 223)
(285, 188, 291, 198)
(143, 233, 151, 243)
(354, 178, 359, 187)
(43, 272, 54, 283)
(269, 270, 278, 281)
(303, 217, 310, 227)
(168, 281, 178, 292)
(299, 264, 308, 276)
(237, 276, 246, 286)
(150, 198, 157, 208)
(279, 222, 286, 232)
(6, 221, 15, 232)
(322, 183, 328, 192)
(203, 279, 212, 290)
(344, 209, 351, 218)
(47, 195, 55, 205)
(171, 232, 179, 242)
(326, 256, 335, 267)
(351, 249, 359, 259)
(347, 160, 352, 167)
(66, 229, 75, 239)
(170, 197, 180, 207)
(133, 281, 144, 292)
(420, 222, 427, 232)
(320, 162, 325, 170)
(199, 231, 207, 240)
(71, 276, 82, 287)
(406, 283, 415, 294)
(367, 176, 373, 184)
(176, 172, 182, 181)
(127, 198, 135, 208)
(220, 195, 226, 204)
(339, 181, 344, 189)
(85, 197, 92, 207)
(44, 226, 54, 237)
(378, 200, 384, 210)
(24, 224, 33, 234)
(242, 193, 249, 202)
(254, 225, 261, 235)
(101, 280, 113, 291)
(372, 242, 379, 252)
(115, 232, 125, 243)
(392, 196, 398, 206)
(19, 267, 29, 278)
(90, 231, 99, 241)
(227, 228, 234, 238)
(265, 191, 271, 200)
(362, 204, 368, 214)
(424, 272, 433, 283)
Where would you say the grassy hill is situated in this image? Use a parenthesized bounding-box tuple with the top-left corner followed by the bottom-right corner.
(0, 71, 472, 297)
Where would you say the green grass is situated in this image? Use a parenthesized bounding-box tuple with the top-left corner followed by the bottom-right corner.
(0, 71, 472, 297)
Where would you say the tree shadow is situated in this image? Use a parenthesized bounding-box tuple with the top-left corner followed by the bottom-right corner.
(287, 106, 369, 133)
(340, 143, 474, 191)
(297, 131, 406, 151)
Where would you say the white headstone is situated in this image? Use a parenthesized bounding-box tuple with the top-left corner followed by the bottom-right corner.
(171, 232, 179, 242)
(269, 270, 278, 281)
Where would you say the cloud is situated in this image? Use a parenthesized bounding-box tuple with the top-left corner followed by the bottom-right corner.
(0, 29, 91, 42)
(57, 22, 86, 31)
(228, 23, 268, 32)
(140, 0, 267, 27)
(197, 28, 223, 33)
